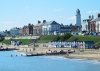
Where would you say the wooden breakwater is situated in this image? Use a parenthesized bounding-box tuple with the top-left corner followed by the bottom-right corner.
(0, 48, 18, 51)
(24, 49, 75, 57)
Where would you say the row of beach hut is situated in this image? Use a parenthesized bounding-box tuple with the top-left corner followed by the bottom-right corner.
(48, 41, 94, 49)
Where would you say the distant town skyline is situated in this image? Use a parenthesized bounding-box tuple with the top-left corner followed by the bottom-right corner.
(0, 0, 100, 31)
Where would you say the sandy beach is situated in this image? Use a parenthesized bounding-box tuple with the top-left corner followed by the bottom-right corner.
(18, 46, 100, 61)
(1, 43, 100, 61)
(64, 49, 100, 61)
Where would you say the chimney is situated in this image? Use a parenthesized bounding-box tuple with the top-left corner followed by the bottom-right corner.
(38, 20, 41, 24)
(98, 13, 100, 18)
(43, 20, 46, 23)
(89, 15, 91, 19)
(92, 15, 94, 19)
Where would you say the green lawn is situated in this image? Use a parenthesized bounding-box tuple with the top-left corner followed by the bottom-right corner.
(37, 34, 72, 43)
(1, 35, 100, 46)
(37, 35, 58, 43)
(67, 36, 100, 43)
(1, 39, 32, 45)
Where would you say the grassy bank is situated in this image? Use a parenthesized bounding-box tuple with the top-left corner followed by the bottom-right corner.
(0, 35, 100, 46)
(1, 39, 32, 45)
(37, 35, 100, 46)
(67, 36, 100, 43)
(37, 34, 72, 43)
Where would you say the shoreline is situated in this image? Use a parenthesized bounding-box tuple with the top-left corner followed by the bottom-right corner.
(1, 44, 100, 62)
(17, 46, 100, 61)
(41, 55, 100, 63)
(64, 53, 100, 62)
(17, 50, 100, 62)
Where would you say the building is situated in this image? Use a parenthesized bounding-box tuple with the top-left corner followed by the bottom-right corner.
(21, 24, 34, 36)
(28, 24, 34, 35)
(33, 24, 43, 36)
(22, 26, 29, 35)
(49, 41, 94, 49)
(42, 21, 60, 35)
(88, 20, 96, 33)
(76, 9, 81, 27)
(82, 19, 89, 32)
(82, 15, 95, 33)
(75, 9, 82, 32)
(33, 20, 45, 36)
(10, 27, 20, 36)
(60, 25, 71, 35)
(82, 14, 100, 33)
(95, 14, 100, 33)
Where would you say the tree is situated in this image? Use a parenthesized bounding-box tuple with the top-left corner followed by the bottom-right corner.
(0, 34, 5, 42)
(53, 35, 60, 41)
(60, 33, 73, 41)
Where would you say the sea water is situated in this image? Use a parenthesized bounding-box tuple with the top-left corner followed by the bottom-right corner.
(0, 51, 100, 71)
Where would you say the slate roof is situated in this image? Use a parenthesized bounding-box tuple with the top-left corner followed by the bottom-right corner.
(35, 23, 44, 26)
(43, 21, 60, 26)
(94, 18, 100, 21)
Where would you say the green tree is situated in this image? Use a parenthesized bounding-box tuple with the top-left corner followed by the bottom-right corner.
(61, 33, 73, 41)
(0, 34, 5, 42)
(53, 35, 60, 41)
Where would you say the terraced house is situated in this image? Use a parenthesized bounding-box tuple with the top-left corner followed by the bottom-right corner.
(42, 21, 60, 35)
(82, 13, 100, 34)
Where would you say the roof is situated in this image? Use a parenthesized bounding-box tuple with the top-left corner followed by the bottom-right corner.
(43, 21, 60, 26)
(94, 18, 100, 21)
(35, 23, 44, 26)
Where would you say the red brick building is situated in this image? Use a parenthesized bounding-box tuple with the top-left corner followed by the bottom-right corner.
(88, 21, 96, 32)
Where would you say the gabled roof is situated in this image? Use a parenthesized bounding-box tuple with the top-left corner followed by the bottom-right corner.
(43, 21, 60, 26)
(94, 18, 100, 21)
(35, 23, 44, 26)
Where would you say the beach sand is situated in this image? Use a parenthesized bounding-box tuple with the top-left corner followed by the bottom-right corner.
(1, 43, 100, 61)
(18, 46, 100, 61)
(65, 49, 100, 61)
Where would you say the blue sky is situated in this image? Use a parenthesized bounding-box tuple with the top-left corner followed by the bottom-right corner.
(0, 0, 100, 31)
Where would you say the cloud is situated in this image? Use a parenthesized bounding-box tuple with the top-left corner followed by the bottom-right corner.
(67, 16, 76, 24)
(54, 9, 62, 12)
(0, 21, 21, 31)
(67, 16, 76, 20)
(87, 10, 100, 14)
(53, 8, 64, 13)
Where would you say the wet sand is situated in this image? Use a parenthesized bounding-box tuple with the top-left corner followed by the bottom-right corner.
(65, 49, 100, 61)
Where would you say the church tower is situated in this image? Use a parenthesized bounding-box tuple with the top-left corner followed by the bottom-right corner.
(76, 9, 81, 27)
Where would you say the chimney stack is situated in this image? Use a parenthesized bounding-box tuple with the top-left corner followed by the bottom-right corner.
(98, 13, 100, 18)
(38, 20, 41, 24)
(43, 20, 46, 23)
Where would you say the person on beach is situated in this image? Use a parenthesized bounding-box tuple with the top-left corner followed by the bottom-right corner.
(26, 49, 27, 52)
(67, 51, 69, 56)
(33, 48, 35, 51)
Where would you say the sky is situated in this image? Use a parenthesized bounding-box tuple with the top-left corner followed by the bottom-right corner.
(0, 0, 100, 31)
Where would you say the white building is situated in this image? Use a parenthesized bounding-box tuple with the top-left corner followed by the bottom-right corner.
(82, 19, 88, 32)
(76, 9, 81, 27)
(95, 14, 100, 33)
(42, 21, 60, 35)
(10, 27, 20, 36)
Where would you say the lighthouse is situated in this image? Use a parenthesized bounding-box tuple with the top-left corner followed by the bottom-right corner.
(76, 9, 81, 27)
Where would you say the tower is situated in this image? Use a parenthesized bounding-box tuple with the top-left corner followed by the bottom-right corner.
(76, 9, 81, 27)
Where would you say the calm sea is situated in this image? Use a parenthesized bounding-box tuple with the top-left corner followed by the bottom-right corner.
(0, 51, 100, 71)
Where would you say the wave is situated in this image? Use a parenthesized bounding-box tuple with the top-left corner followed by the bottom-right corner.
(43, 56, 100, 64)
(68, 58, 100, 65)
(43, 56, 67, 60)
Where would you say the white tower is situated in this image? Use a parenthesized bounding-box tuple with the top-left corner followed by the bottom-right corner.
(76, 9, 81, 27)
